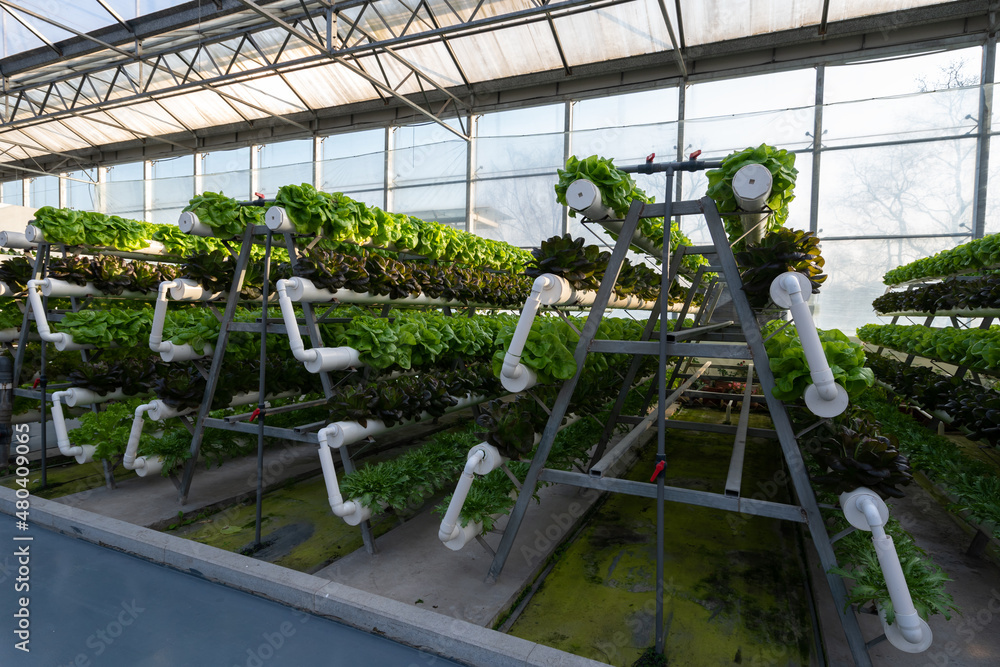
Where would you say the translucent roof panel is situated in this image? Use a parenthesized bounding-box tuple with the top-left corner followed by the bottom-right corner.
(554, 0, 674, 67)
(0, 0, 191, 58)
(0, 0, 976, 166)
(680, 0, 823, 45)
(827, 0, 952, 23)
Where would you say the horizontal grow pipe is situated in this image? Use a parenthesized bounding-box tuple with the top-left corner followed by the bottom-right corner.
(23, 225, 175, 261)
(769, 272, 848, 418)
(35, 277, 149, 300)
(275, 278, 362, 373)
(177, 211, 217, 238)
(25, 280, 92, 351)
(149, 280, 214, 362)
(438, 443, 505, 550)
(50, 387, 127, 464)
(0, 231, 35, 250)
(315, 394, 490, 525)
(840, 488, 933, 653)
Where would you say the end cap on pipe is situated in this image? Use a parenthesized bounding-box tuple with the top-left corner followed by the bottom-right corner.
(159, 342, 212, 363)
(337, 502, 372, 526)
(266, 206, 296, 233)
(24, 225, 44, 243)
(804, 382, 849, 418)
(769, 271, 813, 309)
(303, 346, 362, 373)
(880, 608, 933, 653)
(441, 521, 482, 551)
(177, 211, 215, 237)
(134, 456, 164, 477)
(470, 444, 504, 475)
(74, 445, 96, 465)
(565, 179, 615, 221)
(732, 163, 773, 211)
(500, 364, 538, 393)
(839, 488, 889, 532)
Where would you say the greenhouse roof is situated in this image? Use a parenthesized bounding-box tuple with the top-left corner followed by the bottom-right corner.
(0, 0, 987, 168)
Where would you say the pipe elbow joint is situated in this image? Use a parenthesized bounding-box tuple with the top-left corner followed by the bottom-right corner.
(500, 361, 537, 392)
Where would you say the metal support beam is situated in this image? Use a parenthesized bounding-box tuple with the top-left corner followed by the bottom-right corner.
(723, 362, 754, 497)
(973, 35, 995, 239)
(537, 469, 808, 523)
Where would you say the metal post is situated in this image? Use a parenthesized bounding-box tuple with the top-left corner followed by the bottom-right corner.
(254, 230, 273, 548)
(973, 35, 995, 240)
(654, 168, 675, 654)
(37, 244, 49, 489)
(0, 356, 12, 468)
(562, 101, 573, 235)
(466, 112, 476, 234)
(810, 64, 824, 234)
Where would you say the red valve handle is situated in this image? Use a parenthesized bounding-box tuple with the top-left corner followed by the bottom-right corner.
(249, 408, 261, 422)
(32, 378, 40, 389)
(650, 460, 666, 482)
(254, 192, 265, 200)
(689, 149, 702, 160)
(645, 152, 655, 163)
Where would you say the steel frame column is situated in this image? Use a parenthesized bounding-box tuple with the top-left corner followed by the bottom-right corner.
(973, 35, 995, 240)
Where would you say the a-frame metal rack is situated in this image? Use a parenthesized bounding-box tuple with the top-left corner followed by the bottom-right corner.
(484, 159, 873, 666)
(173, 220, 381, 553)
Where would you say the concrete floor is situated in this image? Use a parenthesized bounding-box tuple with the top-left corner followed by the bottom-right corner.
(319, 481, 604, 629)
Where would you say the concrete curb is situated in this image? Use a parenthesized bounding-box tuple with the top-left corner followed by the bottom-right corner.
(0, 486, 607, 667)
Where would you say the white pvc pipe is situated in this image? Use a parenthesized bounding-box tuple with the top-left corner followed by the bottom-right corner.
(839, 488, 932, 652)
(316, 432, 372, 526)
(149, 280, 214, 361)
(63, 387, 126, 408)
(855, 495, 929, 649)
(36, 277, 147, 300)
(276, 278, 362, 373)
(177, 211, 216, 237)
(438, 444, 504, 549)
(265, 206, 297, 233)
(26, 280, 90, 351)
(282, 276, 457, 308)
(49, 387, 129, 464)
(123, 400, 195, 477)
(169, 278, 223, 302)
(24, 225, 45, 244)
(732, 163, 773, 246)
(565, 179, 615, 221)
(50, 391, 93, 463)
(0, 231, 36, 249)
(770, 272, 848, 417)
(501, 274, 577, 392)
(23, 225, 170, 259)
